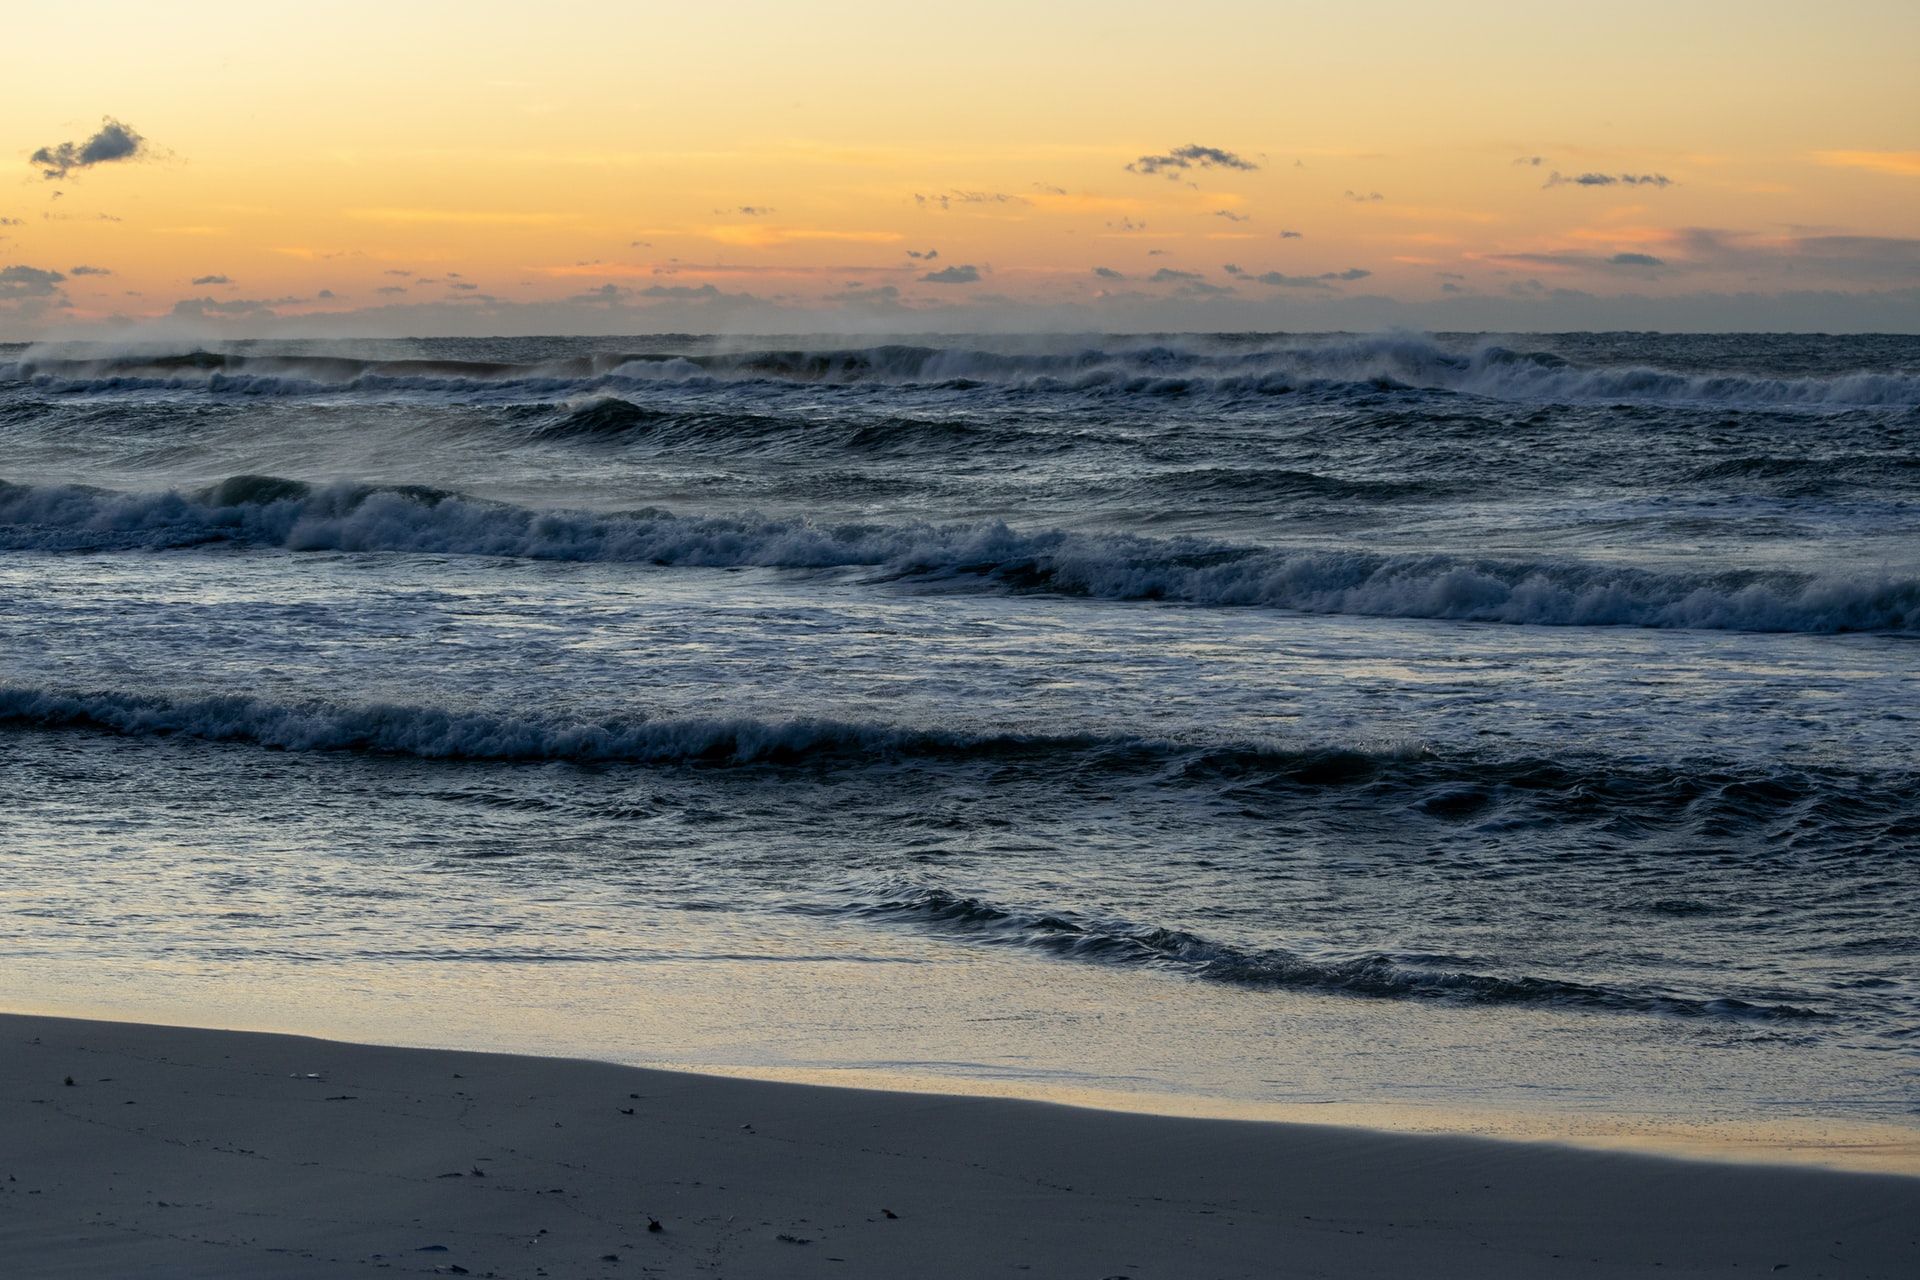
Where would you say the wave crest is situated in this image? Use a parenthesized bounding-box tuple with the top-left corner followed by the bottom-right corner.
(2, 475, 1914, 632)
(835, 885, 1829, 1021)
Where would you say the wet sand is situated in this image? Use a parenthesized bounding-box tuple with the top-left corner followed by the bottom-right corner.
(3, 1013, 1915, 1278)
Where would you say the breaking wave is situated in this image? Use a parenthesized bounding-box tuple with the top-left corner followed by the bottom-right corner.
(7, 335, 1917, 407)
(1, 684, 1900, 832)
(3, 475, 1915, 632)
(832, 885, 1829, 1021)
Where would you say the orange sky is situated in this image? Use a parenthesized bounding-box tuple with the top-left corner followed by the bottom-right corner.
(3, 0, 1916, 335)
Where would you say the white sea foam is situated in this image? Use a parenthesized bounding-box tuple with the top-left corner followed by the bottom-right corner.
(1, 476, 1913, 631)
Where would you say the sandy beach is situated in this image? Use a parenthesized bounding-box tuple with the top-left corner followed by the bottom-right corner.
(2, 1014, 1914, 1279)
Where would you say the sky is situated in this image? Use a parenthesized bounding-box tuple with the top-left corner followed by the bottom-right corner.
(2, 0, 1917, 337)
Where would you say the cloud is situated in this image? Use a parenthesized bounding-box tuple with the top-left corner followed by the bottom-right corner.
(377, 285, 408, 294)
(191, 274, 232, 285)
(1222, 264, 1245, 276)
(1146, 249, 1169, 256)
(1211, 210, 1250, 222)
(913, 191, 1026, 211)
(1092, 266, 1125, 280)
(1253, 267, 1372, 288)
(906, 248, 939, 260)
(730, 206, 775, 216)
(317, 289, 336, 299)
(921, 264, 982, 284)
(170, 296, 302, 321)
(1813, 151, 1920, 177)
(1485, 251, 1667, 272)
(1513, 156, 1547, 167)
(0, 217, 22, 227)
(638, 282, 727, 299)
(1149, 267, 1202, 283)
(29, 118, 148, 180)
(68, 264, 112, 276)
(1344, 190, 1384, 202)
(1127, 144, 1258, 176)
(1106, 217, 1148, 232)
(1668, 228, 1920, 282)
(449, 281, 479, 290)
(1278, 229, 1303, 239)
(1543, 171, 1674, 188)
(0, 265, 65, 299)
(824, 283, 904, 305)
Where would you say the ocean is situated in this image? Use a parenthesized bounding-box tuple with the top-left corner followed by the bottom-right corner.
(2, 332, 1916, 1149)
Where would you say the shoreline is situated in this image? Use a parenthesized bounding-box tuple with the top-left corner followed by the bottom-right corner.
(4, 1013, 1917, 1279)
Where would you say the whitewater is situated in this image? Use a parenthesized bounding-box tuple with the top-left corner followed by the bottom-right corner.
(2, 331, 1916, 1137)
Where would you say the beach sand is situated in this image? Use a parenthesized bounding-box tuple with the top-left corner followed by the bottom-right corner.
(3, 1014, 1915, 1279)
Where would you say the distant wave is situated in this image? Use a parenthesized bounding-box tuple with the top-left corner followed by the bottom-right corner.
(831, 884, 1829, 1022)
(7, 335, 1917, 408)
(3, 474, 1915, 632)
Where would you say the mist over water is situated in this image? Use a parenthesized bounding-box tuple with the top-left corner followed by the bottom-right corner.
(2, 331, 1916, 1133)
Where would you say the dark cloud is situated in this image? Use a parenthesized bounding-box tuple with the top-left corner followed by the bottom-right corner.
(382, 269, 411, 277)
(1440, 282, 1466, 293)
(0, 265, 65, 299)
(639, 282, 726, 299)
(1150, 267, 1202, 283)
(1253, 267, 1372, 288)
(1486, 250, 1671, 272)
(1092, 266, 1126, 280)
(1146, 249, 1169, 256)
(825, 283, 903, 305)
(377, 285, 408, 294)
(1127, 144, 1259, 177)
(1278, 229, 1303, 239)
(1544, 171, 1673, 189)
(1222, 264, 1245, 276)
(449, 281, 479, 290)
(1513, 156, 1547, 167)
(906, 248, 939, 260)
(1106, 217, 1148, 232)
(191, 274, 232, 286)
(921, 264, 982, 284)
(30, 118, 148, 180)
(729, 206, 774, 216)
(170, 296, 302, 320)
(1344, 190, 1384, 202)
(1032, 183, 1068, 195)
(629, 240, 653, 248)
(914, 191, 1025, 211)
(317, 289, 336, 299)
(68, 264, 112, 276)
(1211, 210, 1250, 222)
(0, 217, 22, 227)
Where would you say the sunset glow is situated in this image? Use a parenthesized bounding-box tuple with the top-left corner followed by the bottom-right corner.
(4, 0, 1916, 336)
